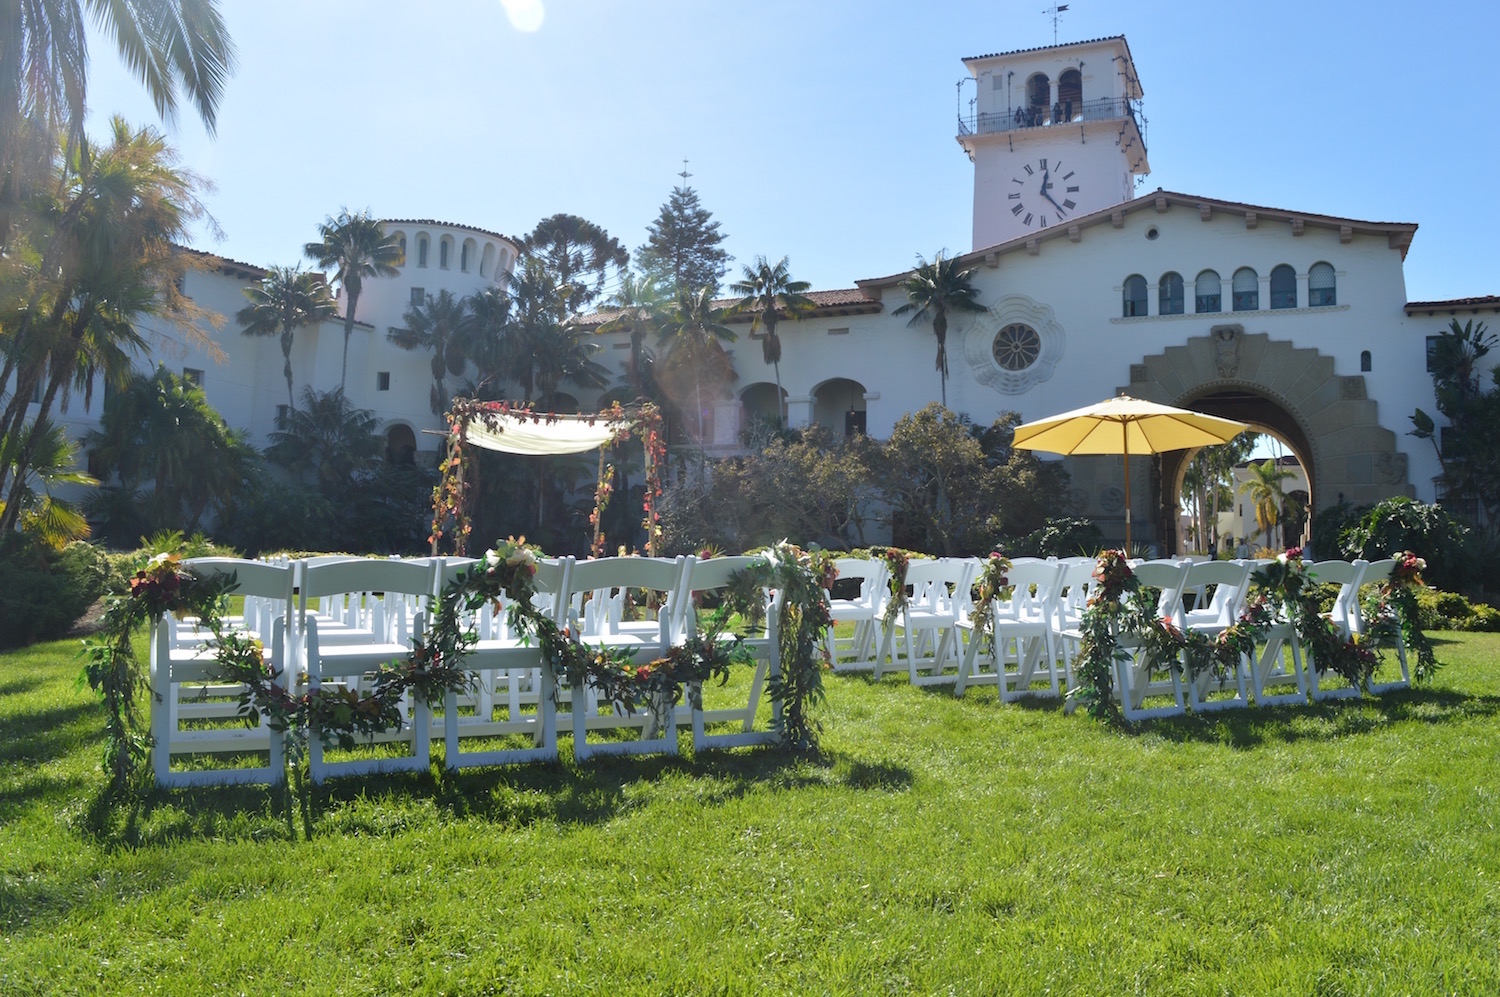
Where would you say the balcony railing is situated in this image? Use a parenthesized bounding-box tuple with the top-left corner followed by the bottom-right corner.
(958, 96, 1136, 137)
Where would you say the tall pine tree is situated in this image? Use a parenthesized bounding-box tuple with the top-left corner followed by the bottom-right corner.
(636, 185, 731, 296)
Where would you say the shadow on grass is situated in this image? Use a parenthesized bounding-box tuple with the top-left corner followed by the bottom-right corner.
(1123, 686, 1500, 749)
(70, 737, 915, 851)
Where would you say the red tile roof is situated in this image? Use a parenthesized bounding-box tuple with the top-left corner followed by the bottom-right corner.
(174, 244, 267, 280)
(964, 35, 1127, 62)
(1405, 296, 1500, 313)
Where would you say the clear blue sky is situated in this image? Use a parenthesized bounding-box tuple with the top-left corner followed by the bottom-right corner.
(85, 0, 1499, 302)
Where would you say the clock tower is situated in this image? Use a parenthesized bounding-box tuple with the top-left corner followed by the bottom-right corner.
(958, 36, 1150, 250)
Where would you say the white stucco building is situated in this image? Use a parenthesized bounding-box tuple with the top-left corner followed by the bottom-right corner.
(22, 35, 1498, 552)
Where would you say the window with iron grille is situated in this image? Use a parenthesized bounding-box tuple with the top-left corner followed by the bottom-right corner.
(1309, 262, 1336, 306)
(1232, 267, 1259, 311)
(1195, 270, 1221, 313)
(1269, 264, 1297, 309)
(1159, 272, 1184, 315)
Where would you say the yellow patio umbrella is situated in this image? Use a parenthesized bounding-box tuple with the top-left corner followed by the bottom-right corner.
(1011, 395, 1250, 549)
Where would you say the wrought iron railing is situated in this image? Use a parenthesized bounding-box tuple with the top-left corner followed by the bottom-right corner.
(958, 96, 1137, 137)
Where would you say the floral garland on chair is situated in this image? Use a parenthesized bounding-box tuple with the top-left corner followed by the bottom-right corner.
(967, 551, 1014, 650)
(871, 547, 912, 629)
(722, 541, 838, 749)
(1357, 550, 1438, 683)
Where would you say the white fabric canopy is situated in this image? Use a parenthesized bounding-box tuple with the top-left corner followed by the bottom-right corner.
(462, 412, 630, 456)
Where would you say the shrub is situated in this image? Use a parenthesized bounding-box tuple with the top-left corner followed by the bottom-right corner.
(1410, 586, 1500, 632)
(1310, 500, 1368, 561)
(0, 537, 110, 647)
(1013, 518, 1105, 558)
(1340, 498, 1470, 591)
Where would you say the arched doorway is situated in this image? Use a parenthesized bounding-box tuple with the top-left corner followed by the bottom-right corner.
(811, 378, 868, 437)
(1122, 326, 1414, 553)
(385, 423, 416, 465)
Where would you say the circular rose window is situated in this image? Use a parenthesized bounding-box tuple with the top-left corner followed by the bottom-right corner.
(992, 323, 1041, 371)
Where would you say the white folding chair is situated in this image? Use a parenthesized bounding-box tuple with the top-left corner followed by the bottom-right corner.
(1356, 558, 1411, 694)
(298, 558, 440, 781)
(1114, 560, 1193, 721)
(149, 558, 296, 787)
(823, 557, 888, 672)
(440, 557, 569, 769)
(1180, 559, 1253, 712)
(954, 559, 1064, 699)
(678, 555, 782, 752)
(562, 555, 691, 761)
(1306, 560, 1366, 702)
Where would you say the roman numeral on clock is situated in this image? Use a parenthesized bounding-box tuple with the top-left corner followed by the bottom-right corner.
(1024, 212, 1033, 225)
(1023, 164, 1034, 175)
(1008, 192, 1021, 199)
(1066, 186, 1079, 193)
(1012, 204, 1025, 215)
(1063, 199, 1076, 209)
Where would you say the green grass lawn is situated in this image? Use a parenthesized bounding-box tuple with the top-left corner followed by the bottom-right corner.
(2, 633, 1498, 995)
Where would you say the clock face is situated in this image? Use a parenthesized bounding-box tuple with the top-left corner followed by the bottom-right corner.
(1008, 157, 1081, 229)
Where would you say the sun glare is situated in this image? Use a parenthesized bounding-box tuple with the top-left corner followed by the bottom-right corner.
(500, 0, 545, 32)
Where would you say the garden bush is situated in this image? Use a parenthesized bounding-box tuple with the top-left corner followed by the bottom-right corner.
(1340, 498, 1470, 591)
(0, 537, 110, 647)
(1012, 517, 1105, 558)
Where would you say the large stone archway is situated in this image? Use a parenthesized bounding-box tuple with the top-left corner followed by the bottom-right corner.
(1118, 326, 1414, 551)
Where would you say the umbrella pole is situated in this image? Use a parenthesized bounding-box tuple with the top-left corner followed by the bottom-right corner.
(1122, 422, 1132, 552)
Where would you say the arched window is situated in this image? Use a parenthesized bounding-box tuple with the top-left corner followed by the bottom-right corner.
(1122, 274, 1148, 317)
(1360, 350, 1372, 372)
(1057, 69, 1082, 121)
(460, 243, 469, 272)
(395, 234, 407, 266)
(416, 236, 429, 267)
(439, 237, 451, 269)
(1026, 73, 1050, 124)
(1309, 262, 1336, 306)
(1269, 264, 1297, 309)
(1232, 267, 1259, 311)
(1159, 271, 1184, 315)
(1195, 270, 1221, 313)
(480, 243, 495, 278)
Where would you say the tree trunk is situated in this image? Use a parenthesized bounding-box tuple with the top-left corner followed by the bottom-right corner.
(340, 289, 359, 392)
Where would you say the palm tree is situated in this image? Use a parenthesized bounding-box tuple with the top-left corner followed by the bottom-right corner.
(656, 286, 737, 441)
(304, 209, 403, 390)
(729, 255, 813, 427)
(598, 272, 667, 401)
(389, 289, 470, 414)
(1240, 458, 1297, 549)
(0, 0, 235, 250)
(0, 118, 210, 539)
(236, 265, 337, 414)
(532, 320, 610, 411)
(87, 365, 255, 532)
(891, 251, 988, 408)
(0, 419, 95, 547)
(264, 387, 383, 495)
(460, 285, 512, 399)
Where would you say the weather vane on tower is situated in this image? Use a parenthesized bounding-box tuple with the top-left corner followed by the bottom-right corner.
(1043, 3, 1069, 45)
